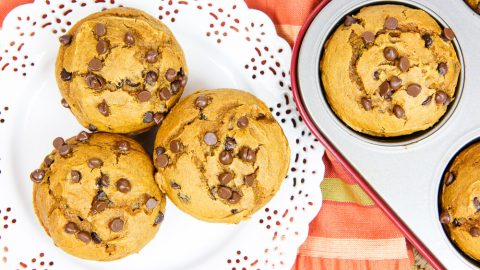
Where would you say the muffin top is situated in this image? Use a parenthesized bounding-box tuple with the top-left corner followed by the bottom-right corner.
(56, 7, 187, 134)
(440, 142, 480, 261)
(31, 132, 165, 261)
(321, 4, 460, 137)
(153, 89, 290, 223)
(466, 0, 480, 14)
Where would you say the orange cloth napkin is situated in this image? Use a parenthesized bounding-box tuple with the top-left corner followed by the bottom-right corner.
(0, 1, 414, 269)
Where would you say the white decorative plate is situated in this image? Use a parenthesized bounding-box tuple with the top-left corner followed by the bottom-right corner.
(0, 0, 325, 269)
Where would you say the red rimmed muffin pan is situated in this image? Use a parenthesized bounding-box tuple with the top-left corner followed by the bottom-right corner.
(292, 0, 480, 269)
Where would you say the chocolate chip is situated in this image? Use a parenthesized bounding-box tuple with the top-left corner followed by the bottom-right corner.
(453, 218, 461, 227)
(59, 144, 72, 157)
(146, 50, 158, 63)
(389, 76, 402, 90)
(30, 169, 45, 183)
(361, 97, 372, 111)
(244, 173, 256, 186)
(442, 28, 455, 41)
(237, 116, 249, 128)
(44, 156, 54, 167)
(88, 124, 97, 132)
(145, 71, 158, 85)
(64, 222, 79, 234)
(445, 171, 456, 186)
(96, 40, 108, 54)
(398, 56, 410, 72)
(477, 3, 480, 13)
(159, 88, 172, 100)
(440, 210, 450, 224)
(379, 81, 392, 98)
(124, 32, 135, 45)
(146, 197, 158, 209)
(180, 75, 188, 87)
(343, 15, 357, 26)
(219, 151, 234, 165)
(156, 147, 166, 155)
(165, 68, 177, 82)
(170, 180, 181, 189)
(77, 231, 91, 243)
(170, 140, 182, 153)
(373, 70, 380, 80)
(76, 131, 89, 142)
(204, 132, 218, 146)
(154, 211, 164, 225)
(361, 31, 375, 44)
(406, 84, 421, 97)
(435, 91, 449, 105)
(88, 58, 103, 71)
(115, 140, 130, 152)
(109, 218, 124, 232)
(422, 34, 433, 48)
(137, 91, 151, 102)
(71, 170, 81, 183)
(53, 137, 65, 149)
(153, 112, 165, 125)
(218, 172, 233, 185)
(91, 232, 102, 244)
(143, 111, 154, 123)
(471, 227, 480, 237)
(61, 98, 70, 108)
(195, 96, 209, 109)
(392, 105, 405, 118)
(437, 62, 448, 76)
(422, 95, 433, 106)
(97, 100, 109, 116)
(92, 199, 108, 213)
(217, 186, 233, 200)
(60, 68, 72, 81)
(178, 193, 190, 203)
(85, 73, 105, 90)
(384, 17, 398, 30)
(59, 34, 72, 45)
(126, 79, 140, 87)
(239, 146, 256, 163)
(474, 197, 480, 211)
(383, 47, 398, 61)
(171, 80, 181, 94)
(155, 154, 169, 168)
(231, 209, 239, 214)
(94, 23, 107, 37)
(97, 174, 109, 187)
(224, 137, 237, 151)
(116, 178, 131, 193)
(88, 158, 103, 169)
(228, 192, 241, 204)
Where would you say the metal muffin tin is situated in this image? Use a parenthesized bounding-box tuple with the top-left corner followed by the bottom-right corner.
(292, 0, 480, 269)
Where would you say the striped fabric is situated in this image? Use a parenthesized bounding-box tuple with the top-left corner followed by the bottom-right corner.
(291, 153, 413, 269)
(0, 1, 415, 269)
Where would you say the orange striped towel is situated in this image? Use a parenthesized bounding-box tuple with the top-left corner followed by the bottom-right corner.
(244, 0, 415, 269)
(0, 1, 415, 269)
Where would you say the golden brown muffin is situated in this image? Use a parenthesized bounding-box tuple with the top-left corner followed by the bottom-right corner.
(440, 142, 480, 261)
(321, 5, 461, 137)
(55, 7, 188, 134)
(153, 89, 290, 223)
(466, 0, 480, 13)
(30, 132, 165, 261)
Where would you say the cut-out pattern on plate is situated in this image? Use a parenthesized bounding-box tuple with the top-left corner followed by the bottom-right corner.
(0, 0, 325, 269)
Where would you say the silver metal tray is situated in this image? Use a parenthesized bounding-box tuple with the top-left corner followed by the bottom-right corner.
(294, 0, 480, 269)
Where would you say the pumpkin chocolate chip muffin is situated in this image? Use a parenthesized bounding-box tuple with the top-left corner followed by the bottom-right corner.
(153, 89, 290, 223)
(321, 4, 461, 137)
(466, 0, 480, 14)
(31, 132, 165, 261)
(440, 142, 480, 261)
(55, 7, 188, 134)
